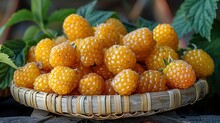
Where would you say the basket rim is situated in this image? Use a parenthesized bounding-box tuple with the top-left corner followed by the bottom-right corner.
(10, 79, 208, 120)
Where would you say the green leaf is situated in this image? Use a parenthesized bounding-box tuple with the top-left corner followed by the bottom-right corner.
(172, 0, 198, 38)
(88, 11, 118, 26)
(136, 17, 158, 31)
(24, 34, 52, 55)
(0, 9, 33, 37)
(172, 3, 193, 38)
(23, 25, 41, 40)
(48, 9, 76, 24)
(31, 0, 55, 38)
(189, 20, 220, 97)
(77, 0, 117, 26)
(0, 53, 18, 69)
(172, 0, 219, 41)
(172, 14, 192, 39)
(35, 34, 51, 42)
(31, 0, 51, 23)
(77, 0, 97, 18)
(0, 64, 14, 89)
(0, 45, 15, 58)
(122, 21, 137, 32)
(0, 40, 27, 89)
(187, 0, 219, 41)
(0, 36, 48, 89)
(3, 40, 26, 67)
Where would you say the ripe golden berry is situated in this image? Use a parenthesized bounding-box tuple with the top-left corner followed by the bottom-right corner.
(133, 63, 145, 75)
(105, 18, 127, 35)
(95, 23, 120, 48)
(153, 24, 179, 51)
(103, 78, 117, 95)
(35, 38, 56, 70)
(78, 73, 104, 95)
(14, 62, 41, 88)
(27, 46, 36, 63)
(104, 45, 136, 74)
(50, 42, 77, 68)
(63, 14, 94, 41)
(163, 60, 196, 89)
(72, 62, 92, 79)
(34, 73, 53, 93)
(78, 37, 103, 67)
(145, 46, 179, 70)
(54, 36, 67, 45)
(68, 89, 81, 95)
(112, 69, 138, 95)
(122, 28, 156, 62)
(91, 64, 114, 80)
(183, 49, 214, 78)
(48, 66, 79, 95)
(136, 70, 167, 93)
(69, 39, 83, 63)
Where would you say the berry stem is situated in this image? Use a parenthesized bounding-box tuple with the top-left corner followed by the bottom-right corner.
(191, 43, 198, 50)
(163, 58, 169, 66)
(40, 26, 53, 38)
(37, 20, 54, 38)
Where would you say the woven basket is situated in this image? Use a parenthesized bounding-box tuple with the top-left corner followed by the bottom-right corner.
(10, 79, 208, 120)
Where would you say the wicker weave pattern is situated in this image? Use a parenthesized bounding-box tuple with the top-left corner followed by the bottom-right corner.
(10, 79, 208, 120)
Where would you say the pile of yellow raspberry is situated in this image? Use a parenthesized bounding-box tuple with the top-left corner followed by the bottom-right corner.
(13, 14, 214, 96)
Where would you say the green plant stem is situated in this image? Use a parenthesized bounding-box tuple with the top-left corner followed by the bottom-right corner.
(39, 22, 53, 38)
(41, 27, 52, 37)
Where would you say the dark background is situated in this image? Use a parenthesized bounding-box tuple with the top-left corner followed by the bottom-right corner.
(0, 0, 220, 119)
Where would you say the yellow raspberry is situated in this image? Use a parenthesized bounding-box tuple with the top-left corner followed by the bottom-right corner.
(103, 78, 117, 95)
(78, 37, 103, 67)
(95, 23, 120, 48)
(50, 42, 77, 68)
(27, 46, 36, 63)
(72, 62, 92, 79)
(78, 73, 104, 95)
(14, 62, 41, 88)
(54, 35, 67, 44)
(69, 39, 83, 63)
(71, 39, 83, 52)
(153, 24, 179, 51)
(91, 64, 114, 80)
(122, 28, 156, 62)
(105, 18, 127, 35)
(40, 69, 50, 74)
(133, 63, 145, 75)
(104, 45, 136, 74)
(118, 34, 124, 45)
(34, 73, 53, 93)
(112, 69, 138, 95)
(183, 49, 214, 78)
(145, 46, 179, 70)
(93, 26, 97, 31)
(68, 89, 81, 95)
(48, 66, 79, 95)
(63, 14, 94, 41)
(163, 60, 196, 89)
(35, 38, 56, 70)
(136, 70, 167, 93)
